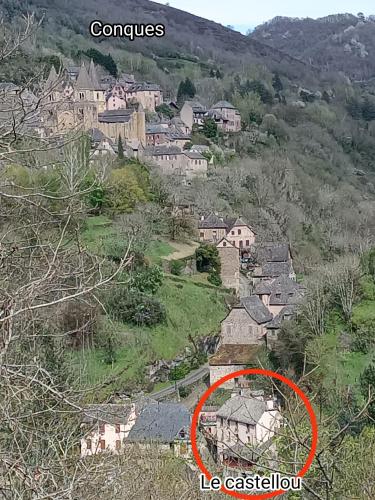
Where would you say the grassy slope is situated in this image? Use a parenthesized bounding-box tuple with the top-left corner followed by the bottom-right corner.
(72, 217, 228, 393)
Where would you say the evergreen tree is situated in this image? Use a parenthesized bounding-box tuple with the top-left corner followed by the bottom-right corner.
(202, 117, 218, 139)
(177, 77, 196, 104)
(117, 135, 124, 160)
(272, 72, 283, 93)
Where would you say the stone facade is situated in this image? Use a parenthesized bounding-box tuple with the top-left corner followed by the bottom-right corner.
(216, 238, 240, 293)
(220, 308, 266, 345)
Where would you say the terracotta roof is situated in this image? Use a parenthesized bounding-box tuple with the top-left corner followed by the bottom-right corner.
(209, 344, 260, 366)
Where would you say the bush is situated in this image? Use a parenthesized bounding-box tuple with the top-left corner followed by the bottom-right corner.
(106, 288, 166, 326)
(208, 271, 222, 287)
(195, 244, 221, 273)
(169, 362, 191, 381)
(170, 260, 185, 276)
(179, 386, 192, 398)
(129, 265, 164, 294)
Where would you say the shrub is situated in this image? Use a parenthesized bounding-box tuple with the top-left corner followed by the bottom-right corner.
(195, 244, 221, 273)
(179, 386, 192, 398)
(170, 260, 185, 276)
(106, 288, 166, 326)
(129, 265, 164, 294)
(208, 271, 222, 287)
(169, 362, 191, 381)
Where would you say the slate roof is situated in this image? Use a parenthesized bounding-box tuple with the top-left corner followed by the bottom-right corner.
(185, 101, 207, 113)
(198, 213, 228, 229)
(127, 402, 190, 443)
(217, 395, 267, 425)
(255, 276, 304, 305)
(267, 305, 297, 329)
(144, 145, 182, 156)
(82, 404, 133, 425)
(98, 109, 134, 123)
(209, 344, 260, 366)
(76, 63, 95, 90)
(212, 100, 236, 110)
(146, 124, 169, 134)
(127, 82, 161, 92)
(254, 243, 291, 264)
(256, 261, 293, 279)
(184, 151, 205, 160)
(205, 109, 228, 121)
(240, 295, 273, 324)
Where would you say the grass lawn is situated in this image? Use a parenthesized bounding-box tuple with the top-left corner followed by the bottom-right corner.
(146, 239, 175, 264)
(81, 215, 116, 254)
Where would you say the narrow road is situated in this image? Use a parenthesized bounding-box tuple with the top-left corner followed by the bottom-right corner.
(150, 363, 209, 400)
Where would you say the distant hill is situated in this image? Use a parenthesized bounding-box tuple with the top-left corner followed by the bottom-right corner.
(250, 14, 375, 80)
(0, 0, 315, 78)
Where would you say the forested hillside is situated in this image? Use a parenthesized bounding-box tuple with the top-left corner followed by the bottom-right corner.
(251, 13, 375, 80)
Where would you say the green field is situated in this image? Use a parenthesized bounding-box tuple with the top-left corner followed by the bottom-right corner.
(70, 276, 228, 393)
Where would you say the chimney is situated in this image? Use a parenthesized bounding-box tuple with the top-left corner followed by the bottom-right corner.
(200, 215, 205, 221)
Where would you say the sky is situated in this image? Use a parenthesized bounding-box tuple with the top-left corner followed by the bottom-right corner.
(154, 0, 374, 33)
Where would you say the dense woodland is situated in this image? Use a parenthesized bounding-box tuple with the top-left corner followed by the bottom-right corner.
(0, 4, 375, 499)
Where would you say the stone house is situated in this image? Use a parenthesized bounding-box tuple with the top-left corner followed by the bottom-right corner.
(251, 243, 296, 282)
(183, 150, 208, 178)
(220, 295, 273, 347)
(209, 344, 261, 388)
(225, 217, 256, 250)
(180, 101, 207, 131)
(216, 392, 282, 466)
(143, 146, 207, 179)
(198, 214, 255, 252)
(266, 305, 297, 350)
(198, 213, 228, 243)
(210, 101, 241, 132)
(97, 105, 146, 146)
(216, 238, 240, 293)
(143, 145, 185, 176)
(90, 128, 117, 156)
(81, 402, 145, 457)
(146, 123, 170, 146)
(127, 401, 191, 458)
(125, 82, 163, 112)
(254, 274, 305, 316)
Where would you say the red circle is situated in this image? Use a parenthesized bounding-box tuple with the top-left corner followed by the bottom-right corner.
(191, 368, 318, 499)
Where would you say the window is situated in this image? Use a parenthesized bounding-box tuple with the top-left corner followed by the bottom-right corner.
(100, 440, 106, 450)
(86, 439, 92, 451)
(231, 231, 235, 235)
(99, 422, 105, 435)
(223, 242, 227, 247)
(200, 232, 204, 238)
(79, 92, 84, 100)
(96, 92, 99, 99)
(238, 229, 242, 235)
(246, 240, 250, 246)
(115, 440, 121, 451)
(288, 292, 294, 297)
(239, 240, 243, 248)
(115, 424, 121, 434)
(276, 293, 281, 299)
